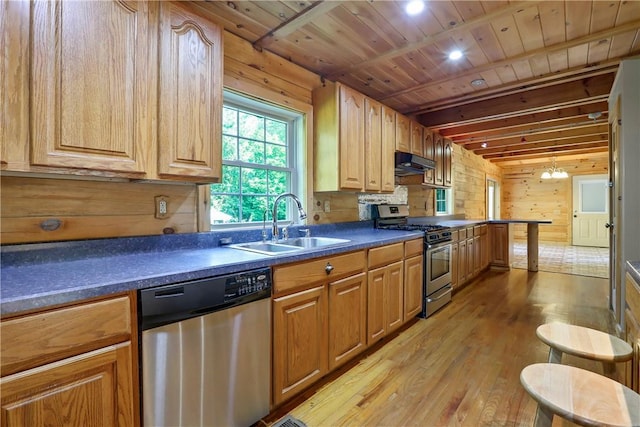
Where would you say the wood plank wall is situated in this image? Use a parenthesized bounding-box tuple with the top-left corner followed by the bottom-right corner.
(501, 155, 609, 243)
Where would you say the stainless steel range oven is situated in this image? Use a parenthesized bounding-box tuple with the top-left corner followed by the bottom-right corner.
(374, 204, 453, 318)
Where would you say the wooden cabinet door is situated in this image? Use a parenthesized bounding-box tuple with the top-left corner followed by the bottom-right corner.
(364, 98, 382, 192)
(395, 113, 410, 152)
(423, 130, 435, 185)
(451, 242, 459, 290)
(328, 273, 367, 371)
(1, 0, 30, 171)
(403, 255, 423, 320)
(386, 261, 404, 333)
(467, 238, 475, 280)
(480, 232, 489, 269)
(434, 134, 444, 186)
(444, 138, 453, 187)
(410, 121, 423, 156)
(490, 223, 510, 268)
(473, 236, 481, 276)
(30, 0, 153, 175)
(273, 286, 328, 405)
(380, 106, 396, 192)
(1, 342, 135, 427)
(158, 2, 223, 181)
(338, 85, 365, 190)
(458, 239, 467, 284)
(367, 268, 386, 345)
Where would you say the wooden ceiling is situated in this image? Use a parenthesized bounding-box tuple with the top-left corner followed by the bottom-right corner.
(192, 0, 640, 165)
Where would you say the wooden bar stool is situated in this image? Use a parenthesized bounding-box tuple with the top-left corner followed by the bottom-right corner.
(536, 322, 632, 375)
(520, 363, 640, 427)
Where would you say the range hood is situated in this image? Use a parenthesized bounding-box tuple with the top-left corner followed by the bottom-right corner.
(394, 151, 436, 176)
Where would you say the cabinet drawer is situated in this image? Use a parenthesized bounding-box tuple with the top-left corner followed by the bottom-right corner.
(1, 295, 132, 376)
(369, 243, 404, 268)
(626, 272, 640, 318)
(474, 224, 487, 236)
(458, 228, 467, 240)
(450, 230, 459, 242)
(274, 251, 366, 294)
(404, 239, 423, 258)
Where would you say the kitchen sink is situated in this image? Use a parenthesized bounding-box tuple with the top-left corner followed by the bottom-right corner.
(280, 237, 350, 248)
(230, 237, 350, 256)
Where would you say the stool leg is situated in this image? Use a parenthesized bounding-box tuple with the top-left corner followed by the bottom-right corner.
(548, 348, 562, 364)
(534, 405, 553, 427)
(602, 362, 616, 376)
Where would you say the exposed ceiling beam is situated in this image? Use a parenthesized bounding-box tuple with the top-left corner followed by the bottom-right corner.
(417, 73, 615, 127)
(476, 135, 608, 156)
(486, 144, 608, 161)
(462, 123, 609, 148)
(438, 101, 609, 138)
(383, 19, 640, 103)
(253, 1, 342, 50)
(325, 1, 542, 81)
(495, 151, 608, 167)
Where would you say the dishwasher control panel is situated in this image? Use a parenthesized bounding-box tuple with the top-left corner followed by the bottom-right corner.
(224, 268, 272, 300)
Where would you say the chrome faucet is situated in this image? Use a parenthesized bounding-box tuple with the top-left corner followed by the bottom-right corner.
(272, 193, 307, 242)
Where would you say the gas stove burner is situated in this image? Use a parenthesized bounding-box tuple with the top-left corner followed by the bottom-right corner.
(378, 224, 446, 232)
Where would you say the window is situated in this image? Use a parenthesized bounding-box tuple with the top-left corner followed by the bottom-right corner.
(435, 188, 451, 215)
(210, 92, 302, 227)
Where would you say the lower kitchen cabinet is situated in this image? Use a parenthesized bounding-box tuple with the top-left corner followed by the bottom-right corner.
(273, 285, 328, 405)
(0, 294, 137, 427)
(272, 250, 365, 406)
(329, 273, 367, 370)
(404, 239, 424, 320)
(490, 223, 512, 269)
(625, 271, 640, 392)
(367, 243, 404, 345)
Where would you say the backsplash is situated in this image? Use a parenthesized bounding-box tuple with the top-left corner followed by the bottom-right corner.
(357, 186, 408, 220)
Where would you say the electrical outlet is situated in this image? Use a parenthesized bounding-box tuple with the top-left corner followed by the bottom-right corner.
(155, 196, 169, 219)
(324, 200, 331, 212)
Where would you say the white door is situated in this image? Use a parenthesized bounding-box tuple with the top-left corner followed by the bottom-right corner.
(572, 174, 609, 247)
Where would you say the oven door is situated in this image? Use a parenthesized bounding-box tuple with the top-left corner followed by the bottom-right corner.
(425, 242, 452, 295)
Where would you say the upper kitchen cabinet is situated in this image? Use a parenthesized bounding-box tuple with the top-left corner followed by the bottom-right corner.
(2, 1, 223, 183)
(443, 138, 453, 187)
(395, 113, 411, 153)
(410, 120, 423, 156)
(29, 0, 154, 176)
(364, 99, 394, 193)
(157, 2, 222, 181)
(423, 129, 435, 185)
(314, 81, 365, 191)
(434, 133, 444, 187)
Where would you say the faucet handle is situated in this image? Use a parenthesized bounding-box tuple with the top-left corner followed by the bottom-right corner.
(282, 226, 289, 240)
(299, 228, 311, 237)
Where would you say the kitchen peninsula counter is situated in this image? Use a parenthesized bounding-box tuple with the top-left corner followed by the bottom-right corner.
(1, 222, 422, 316)
(433, 219, 552, 272)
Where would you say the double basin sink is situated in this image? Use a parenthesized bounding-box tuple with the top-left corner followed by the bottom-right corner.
(230, 237, 350, 256)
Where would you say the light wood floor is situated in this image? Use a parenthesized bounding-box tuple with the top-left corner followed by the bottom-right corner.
(278, 269, 619, 427)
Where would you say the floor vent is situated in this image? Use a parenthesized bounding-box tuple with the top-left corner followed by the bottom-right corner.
(272, 415, 307, 427)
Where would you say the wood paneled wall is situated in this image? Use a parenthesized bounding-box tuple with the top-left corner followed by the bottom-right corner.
(0, 177, 198, 244)
(501, 155, 609, 243)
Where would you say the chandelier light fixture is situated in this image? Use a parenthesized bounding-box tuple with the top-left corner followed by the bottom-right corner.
(540, 157, 568, 179)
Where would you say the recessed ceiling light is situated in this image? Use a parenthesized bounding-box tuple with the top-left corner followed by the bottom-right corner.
(448, 50, 463, 60)
(481, 142, 488, 148)
(405, 0, 425, 16)
(471, 78, 486, 87)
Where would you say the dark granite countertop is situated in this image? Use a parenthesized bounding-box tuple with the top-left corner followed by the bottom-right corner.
(628, 261, 640, 284)
(433, 219, 552, 228)
(1, 221, 422, 316)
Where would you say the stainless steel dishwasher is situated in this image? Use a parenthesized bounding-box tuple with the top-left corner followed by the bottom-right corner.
(139, 267, 272, 427)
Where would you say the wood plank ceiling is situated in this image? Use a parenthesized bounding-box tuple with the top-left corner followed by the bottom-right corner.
(192, 0, 640, 165)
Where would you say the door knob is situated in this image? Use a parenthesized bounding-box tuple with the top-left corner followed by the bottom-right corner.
(605, 223, 613, 229)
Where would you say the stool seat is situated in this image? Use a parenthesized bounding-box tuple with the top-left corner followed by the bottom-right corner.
(536, 322, 632, 363)
(521, 363, 640, 427)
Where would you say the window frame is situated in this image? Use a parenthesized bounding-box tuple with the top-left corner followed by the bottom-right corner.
(210, 91, 303, 229)
(435, 188, 453, 216)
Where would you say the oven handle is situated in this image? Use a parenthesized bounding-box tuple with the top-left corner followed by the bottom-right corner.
(426, 241, 452, 251)
(427, 285, 452, 302)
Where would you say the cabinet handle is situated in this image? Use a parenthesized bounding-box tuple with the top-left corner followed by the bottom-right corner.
(325, 262, 334, 274)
